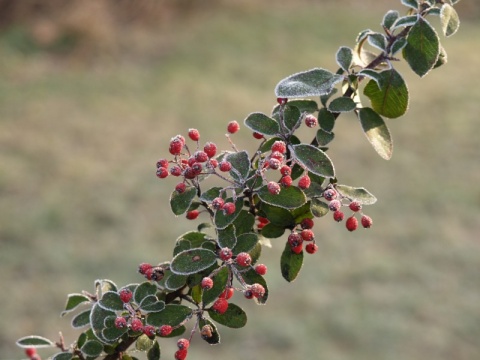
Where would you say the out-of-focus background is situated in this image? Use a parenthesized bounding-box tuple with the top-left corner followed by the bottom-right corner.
(1, 0, 479, 359)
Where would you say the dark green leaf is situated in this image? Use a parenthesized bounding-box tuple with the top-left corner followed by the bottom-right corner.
(316, 129, 335, 146)
(52, 353, 73, 360)
(218, 225, 236, 249)
(226, 151, 251, 181)
(72, 309, 91, 329)
(139, 295, 165, 313)
(90, 303, 115, 343)
(356, 29, 372, 43)
(391, 37, 407, 55)
(81, 340, 103, 357)
(336, 46, 353, 72)
(382, 10, 399, 30)
(176, 231, 211, 249)
(357, 107, 393, 160)
(134, 282, 158, 305)
(401, 0, 418, 10)
(170, 248, 217, 275)
(232, 210, 255, 236)
(16, 336, 55, 348)
(282, 99, 318, 113)
(242, 269, 269, 305)
(291, 144, 335, 178)
(261, 223, 286, 238)
(202, 267, 229, 306)
(214, 198, 243, 230)
(403, 17, 440, 77)
(95, 279, 118, 296)
(61, 293, 91, 316)
(336, 184, 377, 205)
(199, 187, 223, 203)
(146, 304, 193, 327)
(440, 4, 460, 37)
(98, 291, 123, 312)
(170, 187, 197, 216)
(257, 185, 307, 209)
(367, 33, 387, 51)
(244, 112, 280, 136)
(291, 201, 314, 224)
(361, 68, 409, 119)
(392, 15, 417, 30)
(164, 272, 187, 291)
(232, 233, 258, 255)
(209, 303, 247, 328)
(147, 341, 161, 360)
(280, 241, 304, 282)
(199, 318, 221, 345)
(102, 324, 127, 342)
(320, 88, 338, 107)
(318, 108, 336, 132)
(259, 202, 295, 227)
(327, 97, 356, 113)
(275, 68, 343, 98)
(311, 198, 329, 217)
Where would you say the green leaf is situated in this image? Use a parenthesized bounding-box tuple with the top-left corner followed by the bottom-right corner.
(336, 46, 353, 72)
(61, 293, 91, 316)
(164, 272, 187, 291)
(318, 108, 336, 132)
(134, 282, 158, 305)
(291, 144, 335, 178)
(275, 68, 343, 98)
(257, 185, 307, 210)
(232, 233, 258, 255)
(102, 324, 127, 342)
(382, 10, 399, 30)
(367, 33, 387, 51)
(336, 184, 377, 205)
(139, 295, 165, 313)
(146, 304, 193, 327)
(401, 0, 418, 10)
(209, 303, 247, 328)
(403, 17, 440, 77)
(244, 112, 280, 136)
(392, 15, 417, 30)
(232, 210, 255, 236)
(226, 151, 251, 181)
(199, 318, 221, 345)
(98, 291, 123, 312)
(282, 99, 318, 113)
(311, 198, 329, 217)
(259, 202, 295, 227)
(440, 4, 460, 37)
(199, 187, 222, 203)
(16, 336, 55, 348)
(170, 248, 217, 275)
(214, 197, 243, 230)
(81, 340, 103, 357)
(176, 231, 211, 249)
(261, 223, 285, 238)
(320, 88, 338, 107)
(327, 97, 356, 113)
(52, 353, 73, 360)
(72, 309, 91, 329)
(170, 187, 197, 216)
(391, 37, 407, 55)
(361, 68, 409, 119)
(280, 241, 304, 282)
(147, 341, 161, 360)
(316, 129, 335, 146)
(95, 279, 118, 296)
(90, 302, 116, 343)
(136, 334, 155, 352)
(433, 45, 448, 69)
(242, 269, 269, 305)
(202, 267, 229, 306)
(357, 107, 393, 160)
(218, 224, 236, 249)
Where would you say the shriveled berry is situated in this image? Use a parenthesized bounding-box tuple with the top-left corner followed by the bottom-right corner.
(268, 157, 281, 170)
(143, 325, 156, 337)
(323, 188, 338, 201)
(253, 132, 264, 139)
(219, 247, 233, 261)
(201, 324, 214, 338)
(298, 174, 311, 189)
(222, 202, 236, 215)
(244, 289, 254, 299)
(156, 158, 169, 168)
(305, 243, 318, 254)
(119, 288, 133, 303)
(236, 252, 252, 267)
(280, 165, 291, 176)
(219, 161, 232, 172)
(277, 97, 288, 105)
(227, 120, 240, 134)
(300, 229, 314, 241)
(280, 175, 293, 187)
(203, 142, 217, 158)
(175, 349, 188, 360)
(177, 338, 190, 350)
(287, 232, 302, 248)
(361, 214, 373, 228)
(175, 183, 186, 194)
(188, 128, 200, 141)
(301, 218, 314, 229)
(194, 150, 209, 163)
(271, 140, 287, 154)
(170, 166, 183, 177)
(305, 114, 318, 128)
(212, 197, 225, 210)
(156, 167, 169, 179)
(249, 283, 265, 298)
(138, 262, 153, 275)
(267, 181, 281, 195)
(130, 318, 143, 332)
(349, 201, 362, 212)
(255, 263, 267, 276)
(201, 277, 214, 290)
(186, 210, 199, 220)
(346, 216, 358, 231)
(212, 298, 229, 314)
(219, 287, 234, 300)
(328, 199, 342, 212)
(333, 210, 345, 222)
(159, 324, 173, 337)
(291, 243, 303, 254)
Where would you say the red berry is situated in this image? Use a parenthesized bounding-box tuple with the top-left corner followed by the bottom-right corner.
(186, 210, 199, 220)
(144, 267, 155, 281)
(138, 262, 153, 275)
(305, 114, 318, 128)
(212, 197, 225, 210)
(156, 158, 169, 168)
(349, 201, 362, 212)
(298, 174, 311, 189)
(244, 289, 254, 299)
(143, 325, 156, 337)
(119, 288, 133, 303)
(253, 132, 264, 139)
(114, 316, 127, 329)
(361, 214, 373, 228)
(323, 188, 338, 201)
(249, 283, 265, 298)
(280, 165, 291, 176)
(175, 183, 186, 194)
(188, 155, 196, 166)
(267, 181, 281, 195)
(280, 175, 293, 187)
(328, 199, 342, 212)
(333, 210, 345, 222)
(175, 349, 188, 360)
(300, 218, 314, 229)
(268, 158, 281, 170)
(257, 216, 269, 224)
(346, 216, 358, 231)
(271, 140, 287, 154)
(201, 277, 214, 290)
(236, 252, 252, 267)
(227, 120, 240, 134)
(25, 348, 37, 357)
(170, 166, 182, 177)
(183, 166, 197, 179)
(156, 167, 169, 179)
(159, 324, 173, 337)
(222, 202, 236, 215)
(177, 338, 190, 350)
(207, 158, 218, 169)
(212, 298, 229, 314)
(194, 151, 209, 163)
(291, 243, 303, 254)
(305, 243, 318, 254)
(191, 162, 203, 175)
(219, 160, 232, 172)
(277, 97, 288, 105)
(130, 318, 143, 332)
(270, 151, 284, 162)
(255, 263, 267, 276)
(219, 287, 234, 300)
(169, 136, 184, 155)
(219, 247, 233, 261)
(287, 232, 302, 248)
(203, 142, 217, 158)
(188, 128, 200, 141)
(300, 229, 314, 241)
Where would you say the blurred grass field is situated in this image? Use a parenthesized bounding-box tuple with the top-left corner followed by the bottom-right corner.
(1, 1, 479, 359)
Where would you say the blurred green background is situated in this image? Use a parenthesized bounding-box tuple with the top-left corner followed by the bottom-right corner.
(1, 0, 479, 359)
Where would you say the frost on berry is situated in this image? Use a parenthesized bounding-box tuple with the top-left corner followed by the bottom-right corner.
(280, 165, 291, 176)
(219, 160, 232, 172)
(287, 232, 302, 248)
(177, 338, 190, 350)
(305, 243, 318, 254)
(169, 136, 184, 155)
(298, 174, 311, 189)
(175, 183, 187, 194)
(305, 114, 318, 128)
(170, 166, 182, 177)
(138, 262, 153, 275)
(188, 128, 200, 141)
(156, 158, 169, 168)
(270, 151, 284, 162)
(328, 199, 342, 212)
(119, 288, 133, 303)
(212, 197, 225, 210)
(227, 120, 240, 134)
(203, 142, 217, 158)
(300, 229, 314, 241)
(333, 210, 345, 222)
(194, 150, 209, 163)
(346, 216, 358, 231)
(280, 175, 293, 187)
(323, 188, 338, 201)
(219, 247, 233, 261)
(212, 298, 229, 314)
(349, 200, 362, 212)
(159, 324, 173, 337)
(361, 214, 373, 228)
(156, 167, 169, 179)
(130, 318, 143, 332)
(219, 287, 234, 300)
(267, 181, 281, 195)
(115, 316, 127, 329)
(255, 263, 267, 275)
(222, 202, 236, 215)
(301, 218, 314, 229)
(175, 349, 188, 360)
(143, 325, 156, 337)
(248, 283, 266, 298)
(236, 252, 252, 267)
(201, 277, 214, 290)
(268, 157, 281, 170)
(271, 140, 287, 154)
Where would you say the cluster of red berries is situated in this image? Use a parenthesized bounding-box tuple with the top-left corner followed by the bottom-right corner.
(322, 187, 373, 231)
(138, 263, 165, 281)
(286, 217, 318, 254)
(175, 338, 190, 360)
(25, 348, 41, 360)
